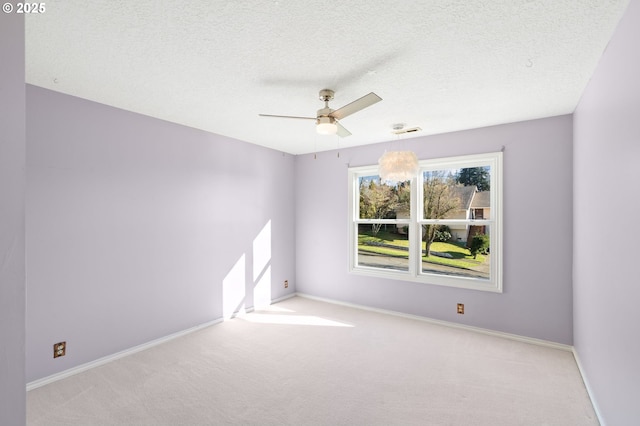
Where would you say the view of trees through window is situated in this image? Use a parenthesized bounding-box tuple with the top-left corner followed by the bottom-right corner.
(357, 177, 411, 271)
(356, 166, 492, 280)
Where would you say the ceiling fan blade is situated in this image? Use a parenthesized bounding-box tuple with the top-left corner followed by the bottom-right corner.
(330, 92, 382, 120)
(336, 120, 352, 137)
(259, 114, 315, 120)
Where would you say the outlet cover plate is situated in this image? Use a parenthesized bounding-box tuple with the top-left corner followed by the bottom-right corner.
(53, 341, 66, 358)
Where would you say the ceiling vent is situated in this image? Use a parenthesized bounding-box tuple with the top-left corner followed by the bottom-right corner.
(392, 125, 422, 135)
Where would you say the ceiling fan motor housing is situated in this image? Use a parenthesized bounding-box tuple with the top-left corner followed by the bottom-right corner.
(317, 106, 333, 118)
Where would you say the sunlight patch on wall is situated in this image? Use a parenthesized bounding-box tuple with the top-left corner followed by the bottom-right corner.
(223, 254, 246, 320)
(253, 220, 272, 309)
(254, 265, 272, 310)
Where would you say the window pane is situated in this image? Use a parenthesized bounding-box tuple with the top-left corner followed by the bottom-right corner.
(421, 225, 490, 280)
(423, 166, 491, 220)
(357, 223, 409, 272)
(359, 176, 410, 220)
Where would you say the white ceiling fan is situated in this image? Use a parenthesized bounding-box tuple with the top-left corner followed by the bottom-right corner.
(259, 89, 382, 137)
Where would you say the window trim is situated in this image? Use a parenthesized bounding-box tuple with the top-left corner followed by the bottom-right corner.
(348, 152, 503, 293)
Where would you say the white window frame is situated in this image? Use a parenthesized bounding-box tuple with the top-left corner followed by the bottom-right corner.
(348, 152, 502, 293)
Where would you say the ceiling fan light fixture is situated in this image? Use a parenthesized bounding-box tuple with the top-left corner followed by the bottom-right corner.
(316, 116, 337, 135)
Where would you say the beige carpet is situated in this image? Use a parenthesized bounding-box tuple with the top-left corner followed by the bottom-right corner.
(27, 296, 598, 425)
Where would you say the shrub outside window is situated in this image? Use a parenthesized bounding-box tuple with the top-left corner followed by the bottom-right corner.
(348, 152, 502, 292)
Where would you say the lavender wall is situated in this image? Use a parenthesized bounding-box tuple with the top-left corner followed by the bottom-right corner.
(0, 13, 26, 425)
(0, 12, 26, 426)
(573, 1, 639, 423)
(296, 115, 574, 344)
(26, 86, 296, 382)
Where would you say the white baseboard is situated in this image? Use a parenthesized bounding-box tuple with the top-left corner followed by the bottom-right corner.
(27, 290, 570, 391)
(271, 292, 297, 304)
(295, 292, 573, 352)
(26, 317, 224, 391)
(572, 348, 605, 426)
(26, 292, 299, 391)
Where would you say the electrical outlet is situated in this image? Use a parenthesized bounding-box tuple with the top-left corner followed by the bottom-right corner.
(53, 341, 66, 358)
(284, 280, 288, 289)
(457, 304, 464, 314)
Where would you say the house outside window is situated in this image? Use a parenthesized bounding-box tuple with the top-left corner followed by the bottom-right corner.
(348, 152, 502, 292)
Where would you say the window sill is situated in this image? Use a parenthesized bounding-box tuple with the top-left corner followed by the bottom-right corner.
(349, 265, 503, 293)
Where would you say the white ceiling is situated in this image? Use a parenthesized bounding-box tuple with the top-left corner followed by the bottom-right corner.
(25, 0, 629, 155)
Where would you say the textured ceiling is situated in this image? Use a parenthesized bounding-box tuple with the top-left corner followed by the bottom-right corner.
(25, 0, 629, 155)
